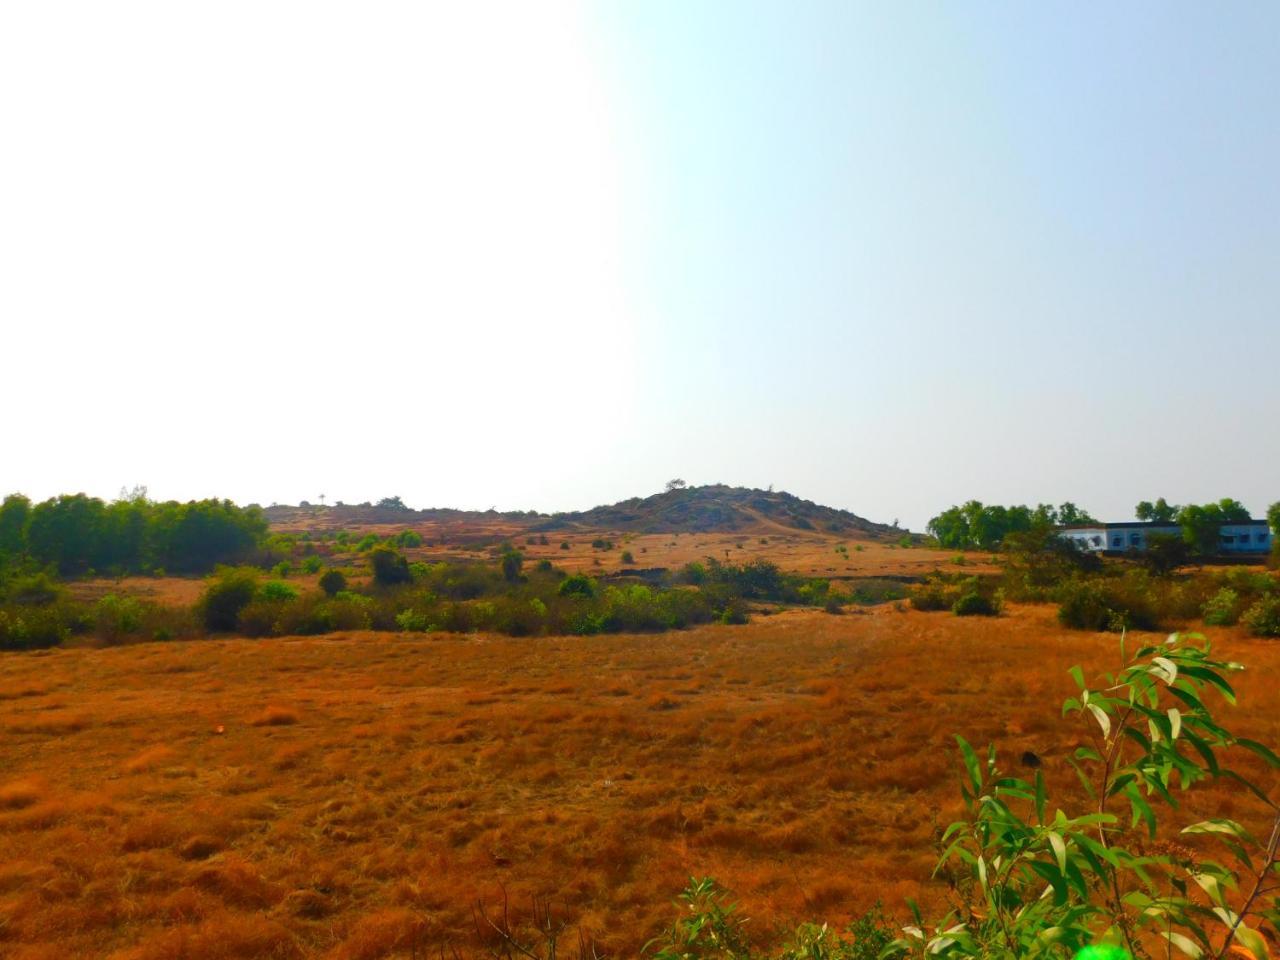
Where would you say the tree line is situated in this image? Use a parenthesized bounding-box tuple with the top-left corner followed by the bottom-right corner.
(926, 501, 1097, 550)
(928, 496, 1279, 556)
(0, 489, 268, 576)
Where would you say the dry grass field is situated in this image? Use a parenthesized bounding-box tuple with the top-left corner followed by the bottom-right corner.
(2, 604, 1277, 959)
(67, 520, 997, 612)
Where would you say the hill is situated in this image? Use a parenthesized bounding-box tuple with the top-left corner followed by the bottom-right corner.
(265, 485, 897, 537)
(542, 484, 896, 536)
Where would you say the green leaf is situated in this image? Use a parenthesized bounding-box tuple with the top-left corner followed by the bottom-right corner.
(1192, 873, 1229, 909)
(1087, 703, 1112, 739)
(1182, 819, 1255, 843)
(1234, 924, 1270, 960)
(1034, 770, 1046, 825)
(1048, 830, 1067, 871)
(1070, 665, 1086, 689)
(1168, 707, 1182, 740)
(1126, 785, 1157, 837)
(1151, 656, 1179, 683)
(957, 736, 982, 792)
(1160, 930, 1204, 959)
(1237, 738, 1280, 769)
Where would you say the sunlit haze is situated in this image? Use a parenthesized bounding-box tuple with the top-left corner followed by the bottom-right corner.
(3, 2, 1277, 530)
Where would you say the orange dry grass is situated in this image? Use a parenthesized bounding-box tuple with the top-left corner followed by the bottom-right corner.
(0, 607, 1276, 958)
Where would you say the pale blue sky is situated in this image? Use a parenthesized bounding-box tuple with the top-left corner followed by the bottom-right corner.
(2, 2, 1276, 530)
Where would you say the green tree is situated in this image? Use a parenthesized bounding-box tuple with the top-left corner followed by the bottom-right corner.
(369, 545, 411, 586)
(1139, 531, 1191, 575)
(318, 568, 347, 596)
(500, 548, 524, 582)
(26, 493, 108, 575)
(1055, 501, 1096, 525)
(198, 567, 259, 631)
(0, 494, 31, 560)
(1177, 498, 1254, 556)
(1135, 497, 1178, 522)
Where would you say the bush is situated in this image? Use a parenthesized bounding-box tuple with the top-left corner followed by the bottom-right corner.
(93, 593, 144, 643)
(395, 608, 432, 632)
(199, 568, 259, 631)
(395, 530, 423, 548)
(558, 574, 596, 599)
(236, 599, 280, 638)
(1243, 595, 1280, 637)
(952, 591, 999, 616)
(500, 549, 524, 582)
(620, 550, 635, 564)
(272, 560, 292, 578)
(909, 579, 955, 612)
(369, 546, 411, 586)
(318, 568, 347, 596)
(259, 580, 298, 602)
(1202, 587, 1240, 626)
(559, 541, 570, 550)
(300, 555, 322, 574)
(4, 572, 64, 606)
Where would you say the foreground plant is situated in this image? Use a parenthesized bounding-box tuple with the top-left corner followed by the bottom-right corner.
(647, 633, 1279, 960)
(897, 632, 1280, 960)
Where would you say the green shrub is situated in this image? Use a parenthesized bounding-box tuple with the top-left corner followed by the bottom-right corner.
(259, 580, 299, 602)
(892, 632, 1278, 959)
(909, 580, 955, 611)
(300, 555, 322, 574)
(272, 560, 292, 578)
(5, 572, 64, 606)
(558, 574, 596, 599)
(199, 568, 259, 631)
(369, 545, 411, 586)
(1202, 587, 1240, 626)
(318, 568, 347, 596)
(395, 608, 432, 632)
(559, 541, 570, 550)
(650, 880, 893, 960)
(270, 593, 372, 635)
(952, 590, 999, 616)
(93, 593, 144, 643)
(1055, 578, 1111, 630)
(0, 605, 74, 650)
(500, 549, 524, 582)
(236, 599, 280, 638)
(621, 550, 635, 564)
(395, 530, 423, 548)
(1243, 595, 1280, 637)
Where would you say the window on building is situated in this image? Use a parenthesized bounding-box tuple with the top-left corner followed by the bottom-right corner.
(1221, 535, 1235, 544)
(1129, 533, 1140, 545)
(1091, 536, 1102, 547)
(1112, 537, 1122, 548)
(1239, 533, 1251, 544)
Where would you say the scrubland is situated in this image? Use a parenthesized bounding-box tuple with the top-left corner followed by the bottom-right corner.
(1, 605, 1277, 958)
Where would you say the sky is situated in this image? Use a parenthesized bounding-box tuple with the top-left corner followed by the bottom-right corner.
(2, 2, 1277, 532)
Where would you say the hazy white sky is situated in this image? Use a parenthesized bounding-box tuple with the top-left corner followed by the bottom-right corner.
(3, 2, 1277, 531)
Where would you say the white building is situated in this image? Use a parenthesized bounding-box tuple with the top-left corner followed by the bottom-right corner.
(1060, 520, 1272, 555)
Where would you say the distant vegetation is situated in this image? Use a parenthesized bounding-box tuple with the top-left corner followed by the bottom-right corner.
(0, 489, 266, 576)
(926, 501, 1096, 550)
(0, 505, 905, 647)
(913, 503, 1280, 635)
